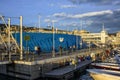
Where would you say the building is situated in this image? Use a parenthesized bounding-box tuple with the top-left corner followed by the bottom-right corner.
(116, 32, 120, 46)
(107, 32, 120, 47)
(73, 26, 108, 45)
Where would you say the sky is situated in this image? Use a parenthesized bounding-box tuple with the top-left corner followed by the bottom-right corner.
(0, 0, 120, 33)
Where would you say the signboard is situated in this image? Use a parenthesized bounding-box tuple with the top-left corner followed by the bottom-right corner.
(24, 35, 30, 41)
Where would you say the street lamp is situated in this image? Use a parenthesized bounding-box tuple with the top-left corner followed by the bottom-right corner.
(8, 18, 11, 61)
(38, 15, 41, 32)
(75, 27, 78, 51)
(59, 37, 64, 56)
(80, 41, 82, 49)
(89, 42, 91, 53)
(20, 16, 23, 60)
(52, 20, 55, 57)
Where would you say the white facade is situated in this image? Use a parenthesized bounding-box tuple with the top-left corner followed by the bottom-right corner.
(73, 27, 108, 44)
(100, 30, 108, 44)
(107, 32, 120, 46)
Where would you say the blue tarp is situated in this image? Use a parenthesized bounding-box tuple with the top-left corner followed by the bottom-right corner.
(12, 32, 84, 53)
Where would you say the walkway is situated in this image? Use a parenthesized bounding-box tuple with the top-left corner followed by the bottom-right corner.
(44, 60, 92, 79)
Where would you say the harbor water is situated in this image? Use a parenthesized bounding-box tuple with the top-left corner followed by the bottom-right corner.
(0, 72, 93, 80)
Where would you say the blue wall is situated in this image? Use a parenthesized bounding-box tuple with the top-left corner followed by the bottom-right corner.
(12, 32, 83, 53)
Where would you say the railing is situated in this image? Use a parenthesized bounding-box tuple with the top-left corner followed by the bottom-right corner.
(0, 53, 9, 61)
(22, 48, 104, 62)
(0, 47, 104, 64)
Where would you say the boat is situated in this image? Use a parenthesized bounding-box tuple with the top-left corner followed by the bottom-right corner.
(87, 69, 120, 80)
(91, 54, 120, 71)
(91, 62, 120, 71)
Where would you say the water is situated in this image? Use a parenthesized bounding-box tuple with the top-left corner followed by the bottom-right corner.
(0, 75, 22, 80)
(79, 73, 93, 80)
(0, 73, 93, 80)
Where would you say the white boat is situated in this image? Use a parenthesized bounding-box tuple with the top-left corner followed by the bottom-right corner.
(87, 69, 120, 80)
(91, 62, 120, 71)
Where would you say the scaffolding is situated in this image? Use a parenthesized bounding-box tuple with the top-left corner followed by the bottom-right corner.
(0, 15, 20, 62)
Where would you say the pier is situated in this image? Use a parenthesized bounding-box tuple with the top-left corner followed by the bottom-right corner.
(0, 48, 104, 80)
(45, 60, 92, 80)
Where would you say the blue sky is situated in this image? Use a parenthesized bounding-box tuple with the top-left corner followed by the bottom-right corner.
(0, 0, 120, 33)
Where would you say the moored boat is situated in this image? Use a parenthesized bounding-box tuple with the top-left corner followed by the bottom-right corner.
(87, 69, 120, 80)
(91, 54, 120, 71)
(91, 62, 120, 71)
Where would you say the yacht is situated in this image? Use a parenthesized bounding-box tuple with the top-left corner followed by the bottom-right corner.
(87, 69, 120, 80)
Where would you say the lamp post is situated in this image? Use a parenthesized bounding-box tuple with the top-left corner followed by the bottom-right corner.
(89, 41, 91, 53)
(38, 15, 41, 32)
(75, 27, 78, 51)
(59, 37, 64, 56)
(80, 18, 83, 49)
(20, 16, 23, 60)
(52, 20, 55, 57)
(80, 40, 82, 49)
(8, 18, 11, 61)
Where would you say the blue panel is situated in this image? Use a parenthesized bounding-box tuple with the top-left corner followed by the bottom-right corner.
(12, 32, 85, 53)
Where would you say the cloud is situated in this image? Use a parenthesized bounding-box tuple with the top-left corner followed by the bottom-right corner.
(53, 12, 67, 18)
(83, 9, 120, 32)
(44, 19, 51, 23)
(53, 9, 120, 33)
(113, 1, 120, 5)
(68, 0, 120, 6)
(70, 10, 113, 18)
(60, 5, 77, 8)
(44, 18, 58, 23)
(53, 10, 113, 19)
(51, 20, 58, 23)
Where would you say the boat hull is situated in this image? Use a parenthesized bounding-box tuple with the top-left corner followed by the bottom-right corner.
(91, 63, 120, 71)
(87, 69, 120, 80)
(90, 73, 120, 80)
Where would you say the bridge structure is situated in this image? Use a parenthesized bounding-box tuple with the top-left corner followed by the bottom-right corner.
(0, 15, 20, 64)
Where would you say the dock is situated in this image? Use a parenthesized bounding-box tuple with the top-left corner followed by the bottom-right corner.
(45, 60, 92, 80)
(0, 48, 104, 80)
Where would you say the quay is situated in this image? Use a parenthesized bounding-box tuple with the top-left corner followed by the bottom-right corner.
(0, 48, 104, 80)
(45, 60, 92, 80)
